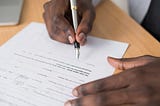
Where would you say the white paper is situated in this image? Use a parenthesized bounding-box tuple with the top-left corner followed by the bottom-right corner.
(0, 22, 128, 106)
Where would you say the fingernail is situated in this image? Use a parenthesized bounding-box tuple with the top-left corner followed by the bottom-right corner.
(64, 101, 72, 106)
(108, 56, 113, 59)
(72, 89, 79, 97)
(79, 33, 86, 38)
(78, 33, 86, 43)
(68, 36, 74, 43)
(108, 57, 117, 62)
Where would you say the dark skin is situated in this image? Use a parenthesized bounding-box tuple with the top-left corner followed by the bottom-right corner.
(43, 1, 160, 106)
(65, 55, 160, 106)
(43, 0, 95, 45)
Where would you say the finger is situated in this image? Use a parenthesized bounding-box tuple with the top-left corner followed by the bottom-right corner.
(66, 89, 136, 106)
(72, 72, 131, 97)
(107, 55, 157, 70)
(43, 0, 75, 44)
(44, 13, 75, 44)
(53, 15, 76, 43)
(76, 8, 95, 45)
(76, 33, 87, 46)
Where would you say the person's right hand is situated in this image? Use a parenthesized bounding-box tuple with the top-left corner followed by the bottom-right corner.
(43, 0, 95, 45)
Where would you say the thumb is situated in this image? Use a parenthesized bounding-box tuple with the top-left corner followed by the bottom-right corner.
(76, 9, 95, 45)
(107, 55, 157, 70)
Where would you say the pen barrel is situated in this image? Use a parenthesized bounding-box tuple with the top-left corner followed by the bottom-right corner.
(70, 0, 78, 31)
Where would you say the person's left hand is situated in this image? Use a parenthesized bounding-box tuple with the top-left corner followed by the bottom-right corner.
(65, 55, 160, 106)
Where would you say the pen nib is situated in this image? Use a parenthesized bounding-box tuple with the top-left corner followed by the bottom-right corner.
(75, 48, 80, 59)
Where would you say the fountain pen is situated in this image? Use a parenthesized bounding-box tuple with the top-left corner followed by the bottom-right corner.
(70, 0, 80, 59)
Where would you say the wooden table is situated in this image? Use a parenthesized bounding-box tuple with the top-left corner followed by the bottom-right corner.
(0, 0, 160, 58)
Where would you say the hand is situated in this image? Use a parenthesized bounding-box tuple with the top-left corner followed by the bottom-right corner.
(65, 55, 160, 106)
(43, 0, 95, 45)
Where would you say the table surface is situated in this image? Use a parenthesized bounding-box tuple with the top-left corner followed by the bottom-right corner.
(0, 0, 159, 57)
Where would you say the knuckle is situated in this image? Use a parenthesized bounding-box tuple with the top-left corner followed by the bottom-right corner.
(78, 86, 88, 96)
(117, 75, 126, 87)
(73, 98, 83, 106)
(93, 80, 106, 92)
(47, 27, 59, 40)
(63, 25, 72, 35)
(139, 87, 153, 104)
(116, 58, 124, 69)
(53, 16, 62, 25)
(49, 25, 70, 43)
(119, 58, 128, 70)
(96, 93, 107, 105)
(52, 16, 58, 23)
(131, 68, 145, 80)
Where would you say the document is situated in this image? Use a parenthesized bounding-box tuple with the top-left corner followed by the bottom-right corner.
(0, 22, 128, 106)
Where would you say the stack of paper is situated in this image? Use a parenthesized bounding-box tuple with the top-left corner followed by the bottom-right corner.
(0, 22, 128, 106)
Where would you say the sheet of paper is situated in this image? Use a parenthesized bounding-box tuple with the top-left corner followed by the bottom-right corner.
(0, 22, 129, 106)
